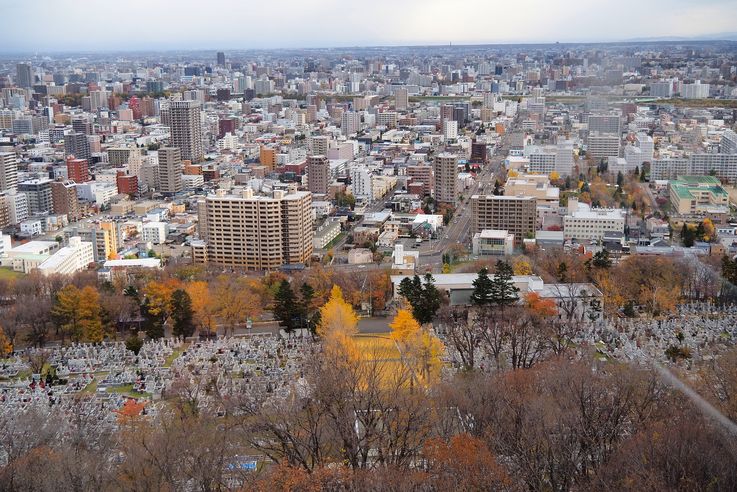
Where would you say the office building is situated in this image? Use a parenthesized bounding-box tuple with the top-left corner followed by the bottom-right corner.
(51, 180, 81, 221)
(587, 132, 621, 161)
(587, 114, 621, 135)
(259, 145, 277, 169)
(407, 164, 434, 196)
(169, 100, 204, 163)
(0, 153, 18, 191)
(433, 153, 458, 205)
(472, 230, 514, 256)
(504, 174, 559, 206)
(471, 195, 536, 246)
(16, 63, 32, 88)
(195, 186, 313, 270)
(307, 155, 330, 195)
(217, 51, 226, 66)
(157, 147, 183, 195)
(66, 156, 90, 183)
(635, 133, 654, 163)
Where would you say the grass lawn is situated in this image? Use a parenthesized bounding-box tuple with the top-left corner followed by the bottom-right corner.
(107, 384, 151, 399)
(0, 268, 24, 280)
(81, 379, 98, 393)
(163, 346, 187, 368)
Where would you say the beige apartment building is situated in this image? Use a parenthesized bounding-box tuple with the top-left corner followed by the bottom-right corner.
(471, 195, 537, 245)
(195, 185, 313, 270)
(157, 147, 183, 195)
(169, 100, 204, 163)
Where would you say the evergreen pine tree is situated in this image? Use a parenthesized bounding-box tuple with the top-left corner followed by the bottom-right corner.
(490, 260, 520, 307)
(171, 289, 195, 338)
(274, 280, 298, 332)
(470, 267, 494, 305)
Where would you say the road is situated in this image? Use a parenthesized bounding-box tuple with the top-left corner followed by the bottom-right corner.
(419, 132, 512, 268)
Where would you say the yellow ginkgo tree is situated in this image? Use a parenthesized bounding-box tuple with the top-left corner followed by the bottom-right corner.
(318, 285, 359, 358)
(389, 309, 444, 385)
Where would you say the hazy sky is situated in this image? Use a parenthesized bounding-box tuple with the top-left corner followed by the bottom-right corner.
(3, 0, 737, 52)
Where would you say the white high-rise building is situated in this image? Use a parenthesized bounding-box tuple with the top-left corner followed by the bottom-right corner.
(443, 120, 458, 141)
(169, 100, 204, 163)
(682, 81, 710, 99)
(721, 129, 737, 154)
(350, 166, 373, 201)
(635, 133, 654, 164)
(555, 140, 574, 176)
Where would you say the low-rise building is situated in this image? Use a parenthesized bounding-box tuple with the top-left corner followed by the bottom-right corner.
(37, 236, 94, 276)
(669, 175, 729, 215)
(472, 229, 514, 256)
(563, 202, 625, 241)
(142, 221, 168, 245)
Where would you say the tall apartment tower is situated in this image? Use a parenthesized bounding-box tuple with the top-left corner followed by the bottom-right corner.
(64, 132, 91, 161)
(395, 88, 409, 111)
(66, 156, 90, 183)
(196, 186, 313, 270)
(471, 195, 536, 246)
(157, 147, 183, 195)
(169, 100, 204, 163)
(16, 63, 32, 88)
(433, 152, 458, 205)
(341, 111, 361, 136)
(216, 51, 226, 66)
(307, 155, 330, 195)
(0, 153, 18, 191)
(51, 179, 81, 221)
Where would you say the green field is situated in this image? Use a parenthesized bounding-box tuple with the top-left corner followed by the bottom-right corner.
(0, 268, 24, 280)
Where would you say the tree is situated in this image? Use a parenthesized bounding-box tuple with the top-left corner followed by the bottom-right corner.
(274, 280, 299, 332)
(591, 249, 612, 269)
(513, 257, 533, 275)
(299, 282, 319, 333)
(0, 327, 12, 357)
(125, 335, 144, 355)
(317, 285, 358, 353)
(398, 274, 441, 325)
(470, 268, 494, 305)
(617, 171, 624, 187)
(51, 285, 103, 342)
(185, 281, 216, 334)
(492, 179, 503, 196)
(490, 260, 519, 307)
(389, 309, 421, 344)
(171, 289, 195, 338)
(681, 223, 695, 247)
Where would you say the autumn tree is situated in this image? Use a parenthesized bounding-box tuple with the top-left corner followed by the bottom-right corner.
(513, 256, 533, 275)
(184, 281, 217, 335)
(0, 327, 12, 357)
(318, 285, 359, 354)
(51, 285, 103, 342)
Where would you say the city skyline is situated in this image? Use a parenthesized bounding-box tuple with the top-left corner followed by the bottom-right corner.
(3, 0, 737, 52)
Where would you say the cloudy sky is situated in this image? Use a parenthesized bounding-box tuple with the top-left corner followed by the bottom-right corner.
(2, 0, 737, 52)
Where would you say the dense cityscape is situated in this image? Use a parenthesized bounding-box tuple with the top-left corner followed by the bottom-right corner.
(2, 12, 737, 490)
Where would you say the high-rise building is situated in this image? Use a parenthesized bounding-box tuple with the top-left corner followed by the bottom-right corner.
(16, 63, 32, 88)
(66, 156, 90, 183)
(157, 147, 183, 195)
(587, 133, 621, 161)
(51, 179, 81, 221)
(19, 178, 53, 215)
(0, 153, 18, 192)
(308, 135, 329, 155)
(394, 87, 409, 111)
(433, 153, 458, 205)
(443, 120, 458, 141)
(195, 186, 313, 270)
(169, 100, 204, 163)
(216, 51, 226, 66)
(471, 195, 536, 246)
(341, 111, 361, 136)
(587, 114, 621, 135)
(259, 145, 277, 169)
(682, 81, 710, 99)
(407, 164, 434, 196)
(721, 129, 737, 155)
(64, 132, 91, 162)
(307, 155, 330, 195)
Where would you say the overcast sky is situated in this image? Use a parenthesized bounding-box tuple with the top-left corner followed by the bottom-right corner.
(2, 0, 737, 52)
